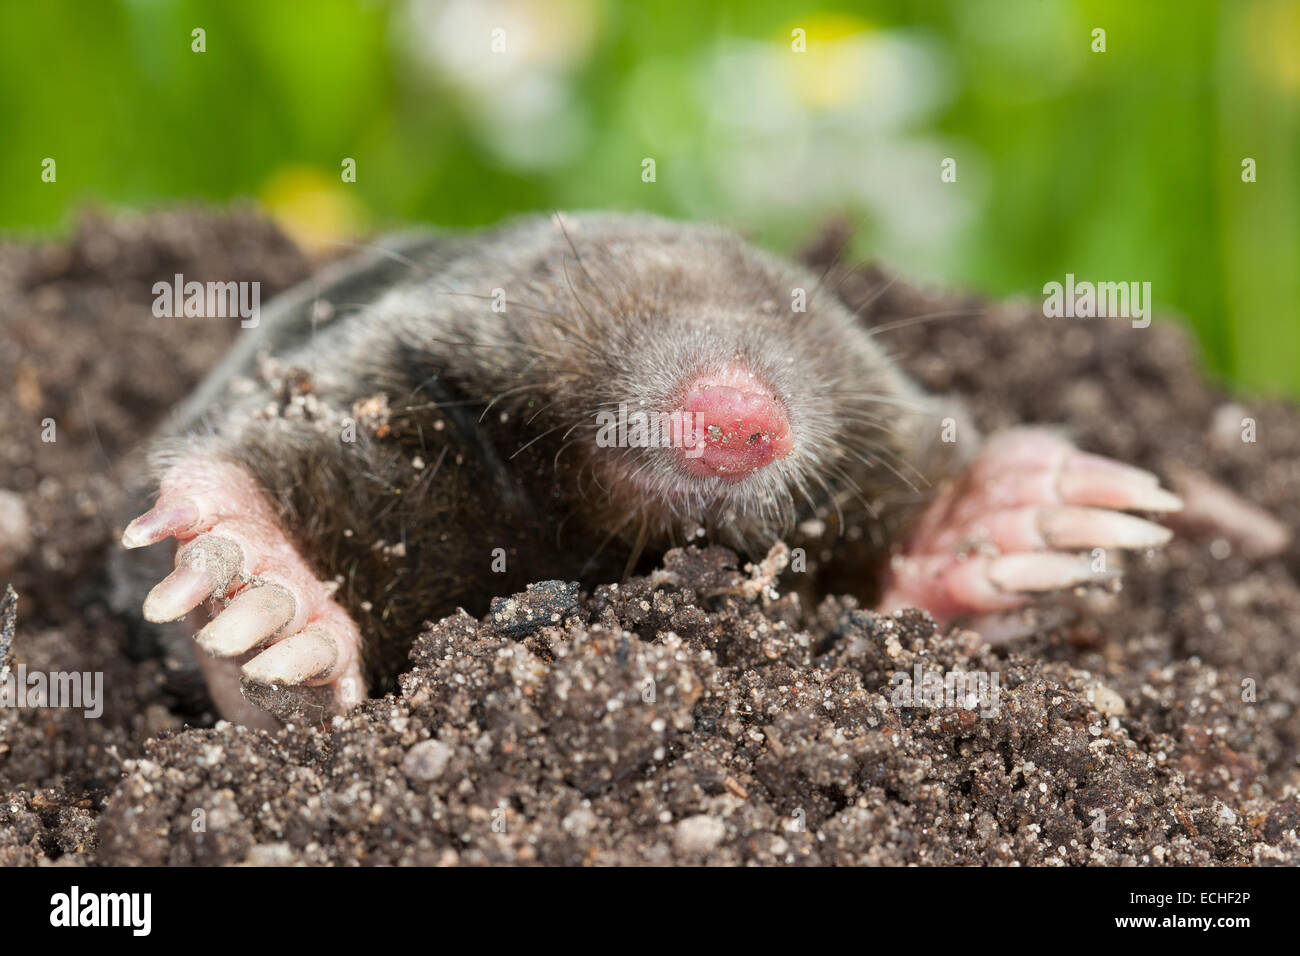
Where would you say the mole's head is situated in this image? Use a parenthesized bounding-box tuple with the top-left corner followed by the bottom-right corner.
(499, 214, 929, 552)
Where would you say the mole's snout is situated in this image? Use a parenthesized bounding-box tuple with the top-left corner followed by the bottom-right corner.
(675, 367, 793, 481)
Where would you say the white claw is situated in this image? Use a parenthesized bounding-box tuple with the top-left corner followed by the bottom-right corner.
(241, 625, 340, 686)
(1058, 470, 1184, 513)
(1067, 451, 1163, 486)
(121, 498, 200, 549)
(1040, 506, 1174, 550)
(196, 585, 296, 657)
(987, 552, 1102, 594)
(1124, 485, 1183, 513)
(142, 563, 217, 622)
(141, 536, 242, 623)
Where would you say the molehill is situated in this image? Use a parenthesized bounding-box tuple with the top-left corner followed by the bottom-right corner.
(0, 210, 1297, 865)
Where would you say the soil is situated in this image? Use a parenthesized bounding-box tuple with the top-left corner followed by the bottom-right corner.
(0, 209, 1297, 866)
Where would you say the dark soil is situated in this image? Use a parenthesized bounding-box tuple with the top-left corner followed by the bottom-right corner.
(0, 209, 1297, 866)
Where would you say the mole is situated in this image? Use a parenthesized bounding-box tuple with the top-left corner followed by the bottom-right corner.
(116, 212, 1190, 728)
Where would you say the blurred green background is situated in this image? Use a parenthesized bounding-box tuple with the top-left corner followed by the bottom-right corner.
(1, 0, 1297, 395)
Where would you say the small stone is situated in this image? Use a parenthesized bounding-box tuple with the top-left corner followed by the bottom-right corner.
(242, 842, 297, 866)
(402, 739, 452, 782)
(1091, 684, 1126, 717)
(562, 807, 599, 838)
(674, 815, 726, 855)
(0, 491, 31, 569)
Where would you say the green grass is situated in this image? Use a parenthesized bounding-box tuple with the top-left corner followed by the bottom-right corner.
(2, 0, 1296, 396)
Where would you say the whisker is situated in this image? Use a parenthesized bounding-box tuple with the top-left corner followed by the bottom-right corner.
(480, 381, 543, 422)
(509, 419, 574, 460)
(526, 399, 558, 425)
(828, 390, 934, 413)
(845, 270, 901, 320)
(320, 239, 435, 280)
(580, 508, 638, 577)
(622, 509, 650, 581)
(553, 212, 624, 322)
(865, 307, 985, 339)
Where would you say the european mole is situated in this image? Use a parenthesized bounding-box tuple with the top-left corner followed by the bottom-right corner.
(117, 212, 1187, 728)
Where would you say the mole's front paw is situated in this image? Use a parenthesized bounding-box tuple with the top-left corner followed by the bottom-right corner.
(121, 459, 364, 724)
(878, 428, 1182, 627)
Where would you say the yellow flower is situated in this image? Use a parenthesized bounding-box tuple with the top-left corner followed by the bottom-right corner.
(260, 165, 366, 254)
(1247, 0, 1300, 92)
(783, 13, 875, 110)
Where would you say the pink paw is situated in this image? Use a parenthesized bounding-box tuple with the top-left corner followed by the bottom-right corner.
(121, 459, 364, 725)
(879, 429, 1182, 626)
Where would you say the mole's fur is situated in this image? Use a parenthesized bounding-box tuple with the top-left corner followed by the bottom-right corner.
(120, 214, 955, 697)
(119, 213, 1194, 726)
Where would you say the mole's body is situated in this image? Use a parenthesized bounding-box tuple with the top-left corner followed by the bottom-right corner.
(118, 213, 1183, 727)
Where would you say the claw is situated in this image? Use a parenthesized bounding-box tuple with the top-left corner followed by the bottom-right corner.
(1066, 451, 1162, 486)
(928, 504, 1175, 555)
(196, 584, 296, 657)
(1168, 469, 1293, 560)
(143, 563, 219, 622)
(141, 536, 243, 623)
(986, 552, 1105, 593)
(1057, 469, 1183, 512)
(977, 431, 1159, 487)
(124, 457, 367, 726)
(242, 624, 340, 686)
(1039, 506, 1173, 550)
(121, 498, 200, 549)
(881, 550, 1111, 619)
(882, 429, 1179, 628)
